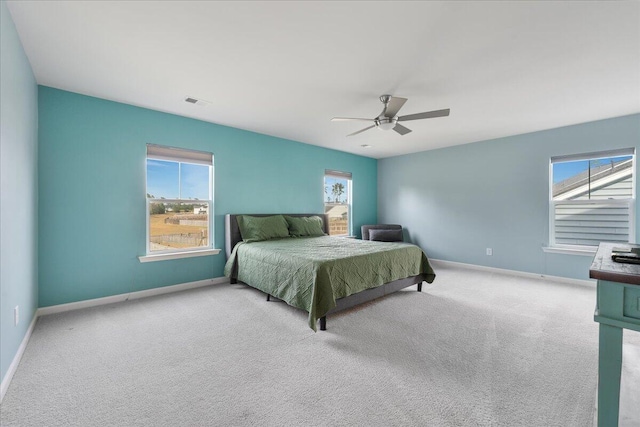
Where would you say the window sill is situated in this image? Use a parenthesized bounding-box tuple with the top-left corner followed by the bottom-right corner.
(138, 248, 221, 263)
(542, 246, 597, 257)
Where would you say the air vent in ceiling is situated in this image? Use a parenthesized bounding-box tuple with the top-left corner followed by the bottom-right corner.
(184, 96, 211, 106)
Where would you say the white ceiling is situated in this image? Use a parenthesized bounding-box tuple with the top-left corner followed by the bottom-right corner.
(7, 1, 640, 159)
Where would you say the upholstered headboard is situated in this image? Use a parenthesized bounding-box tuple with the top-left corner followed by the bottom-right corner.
(360, 224, 402, 241)
(225, 213, 329, 259)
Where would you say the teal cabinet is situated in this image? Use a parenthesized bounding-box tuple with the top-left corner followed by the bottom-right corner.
(590, 243, 640, 427)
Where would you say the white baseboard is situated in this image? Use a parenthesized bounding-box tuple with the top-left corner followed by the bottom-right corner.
(0, 266, 589, 403)
(1, 313, 38, 403)
(38, 277, 229, 317)
(2, 276, 229, 402)
(430, 259, 595, 287)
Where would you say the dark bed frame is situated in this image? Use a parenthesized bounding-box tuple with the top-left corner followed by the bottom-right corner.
(225, 213, 428, 331)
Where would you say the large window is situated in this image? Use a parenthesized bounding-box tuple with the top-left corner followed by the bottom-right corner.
(324, 170, 352, 236)
(550, 149, 634, 249)
(146, 144, 213, 254)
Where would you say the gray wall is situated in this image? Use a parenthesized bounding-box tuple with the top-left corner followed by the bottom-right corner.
(0, 0, 39, 388)
(378, 114, 640, 280)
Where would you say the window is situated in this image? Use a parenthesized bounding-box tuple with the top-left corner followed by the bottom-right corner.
(550, 149, 634, 249)
(324, 170, 352, 236)
(146, 144, 213, 255)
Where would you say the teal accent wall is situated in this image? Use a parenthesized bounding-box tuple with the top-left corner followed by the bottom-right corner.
(378, 114, 640, 280)
(38, 87, 377, 307)
(0, 1, 39, 386)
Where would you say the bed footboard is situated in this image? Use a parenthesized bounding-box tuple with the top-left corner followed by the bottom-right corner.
(318, 273, 427, 330)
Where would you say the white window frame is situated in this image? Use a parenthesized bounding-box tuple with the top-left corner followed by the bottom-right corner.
(141, 144, 217, 261)
(548, 148, 635, 254)
(324, 169, 352, 237)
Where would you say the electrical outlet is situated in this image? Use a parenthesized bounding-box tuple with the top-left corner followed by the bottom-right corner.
(486, 248, 493, 256)
(14, 306, 19, 326)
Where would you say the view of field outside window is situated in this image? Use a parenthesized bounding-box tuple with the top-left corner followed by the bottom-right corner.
(147, 159, 211, 252)
(324, 174, 350, 236)
(552, 153, 633, 247)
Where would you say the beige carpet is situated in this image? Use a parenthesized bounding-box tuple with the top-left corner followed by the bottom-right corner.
(1, 264, 638, 426)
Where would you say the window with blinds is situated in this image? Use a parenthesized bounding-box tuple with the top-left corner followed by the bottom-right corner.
(550, 149, 634, 248)
(324, 169, 352, 236)
(146, 144, 214, 254)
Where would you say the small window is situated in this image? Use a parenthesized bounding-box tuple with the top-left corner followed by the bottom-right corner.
(146, 144, 213, 254)
(324, 170, 352, 236)
(550, 149, 634, 249)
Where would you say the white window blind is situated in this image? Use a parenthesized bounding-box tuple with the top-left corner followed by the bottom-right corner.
(147, 144, 213, 165)
(325, 169, 352, 179)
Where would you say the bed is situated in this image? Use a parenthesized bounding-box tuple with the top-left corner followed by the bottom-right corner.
(224, 213, 435, 331)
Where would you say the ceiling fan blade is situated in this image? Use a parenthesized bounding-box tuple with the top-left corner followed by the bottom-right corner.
(383, 97, 408, 118)
(398, 108, 450, 122)
(347, 125, 376, 137)
(331, 117, 374, 122)
(393, 123, 412, 135)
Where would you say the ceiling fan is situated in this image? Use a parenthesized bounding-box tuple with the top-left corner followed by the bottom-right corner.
(331, 95, 450, 136)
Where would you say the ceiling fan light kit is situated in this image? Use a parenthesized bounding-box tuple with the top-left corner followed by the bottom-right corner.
(375, 117, 396, 131)
(332, 94, 450, 137)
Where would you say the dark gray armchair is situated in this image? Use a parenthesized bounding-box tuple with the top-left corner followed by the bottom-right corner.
(360, 224, 403, 242)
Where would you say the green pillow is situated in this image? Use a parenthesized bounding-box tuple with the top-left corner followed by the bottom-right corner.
(285, 215, 325, 237)
(237, 215, 290, 243)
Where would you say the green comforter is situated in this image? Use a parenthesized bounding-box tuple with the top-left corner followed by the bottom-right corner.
(224, 236, 435, 331)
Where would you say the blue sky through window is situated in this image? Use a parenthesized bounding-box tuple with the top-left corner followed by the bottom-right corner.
(147, 159, 210, 200)
(180, 163, 210, 200)
(553, 155, 631, 184)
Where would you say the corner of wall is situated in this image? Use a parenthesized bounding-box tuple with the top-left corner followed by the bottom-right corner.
(0, 0, 39, 391)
